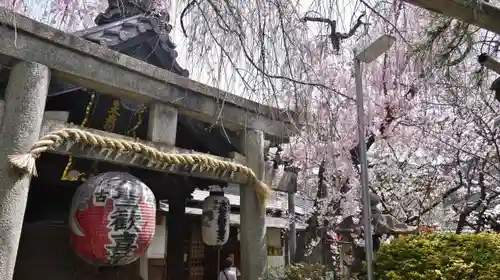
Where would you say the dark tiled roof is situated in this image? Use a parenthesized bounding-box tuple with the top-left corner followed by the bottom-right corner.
(72, 13, 188, 77)
(159, 201, 307, 230)
(189, 184, 314, 216)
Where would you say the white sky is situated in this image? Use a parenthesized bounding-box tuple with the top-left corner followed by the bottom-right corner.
(165, 0, 362, 100)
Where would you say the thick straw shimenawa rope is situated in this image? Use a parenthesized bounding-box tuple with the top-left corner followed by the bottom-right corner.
(8, 128, 271, 206)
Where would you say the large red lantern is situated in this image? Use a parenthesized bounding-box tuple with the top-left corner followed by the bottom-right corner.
(69, 172, 156, 266)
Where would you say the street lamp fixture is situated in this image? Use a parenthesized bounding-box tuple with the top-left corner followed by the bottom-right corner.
(478, 53, 500, 103)
(478, 53, 500, 75)
(354, 33, 395, 280)
(356, 34, 396, 63)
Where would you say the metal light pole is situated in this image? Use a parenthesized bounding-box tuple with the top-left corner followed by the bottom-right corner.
(354, 34, 395, 280)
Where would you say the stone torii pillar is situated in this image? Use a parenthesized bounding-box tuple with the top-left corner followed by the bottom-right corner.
(239, 130, 267, 280)
(0, 62, 50, 280)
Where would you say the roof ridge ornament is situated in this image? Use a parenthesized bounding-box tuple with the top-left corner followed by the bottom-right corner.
(95, 0, 168, 26)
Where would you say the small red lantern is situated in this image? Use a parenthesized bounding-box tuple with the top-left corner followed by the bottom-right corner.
(69, 172, 156, 266)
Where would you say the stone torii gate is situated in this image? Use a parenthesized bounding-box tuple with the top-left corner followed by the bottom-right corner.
(0, 5, 298, 280)
(402, 0, 500, 35)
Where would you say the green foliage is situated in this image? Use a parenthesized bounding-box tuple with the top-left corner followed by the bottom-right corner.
(261, 263, 333, 280)
(374, 233, 500, 280)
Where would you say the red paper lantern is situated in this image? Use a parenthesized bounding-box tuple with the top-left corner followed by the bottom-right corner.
(69, 172, 156, 266)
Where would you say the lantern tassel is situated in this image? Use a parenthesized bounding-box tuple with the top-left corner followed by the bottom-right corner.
(8, 128, 272, 206)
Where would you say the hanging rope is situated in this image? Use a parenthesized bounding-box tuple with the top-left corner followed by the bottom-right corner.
(8, 128, 271, 206)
